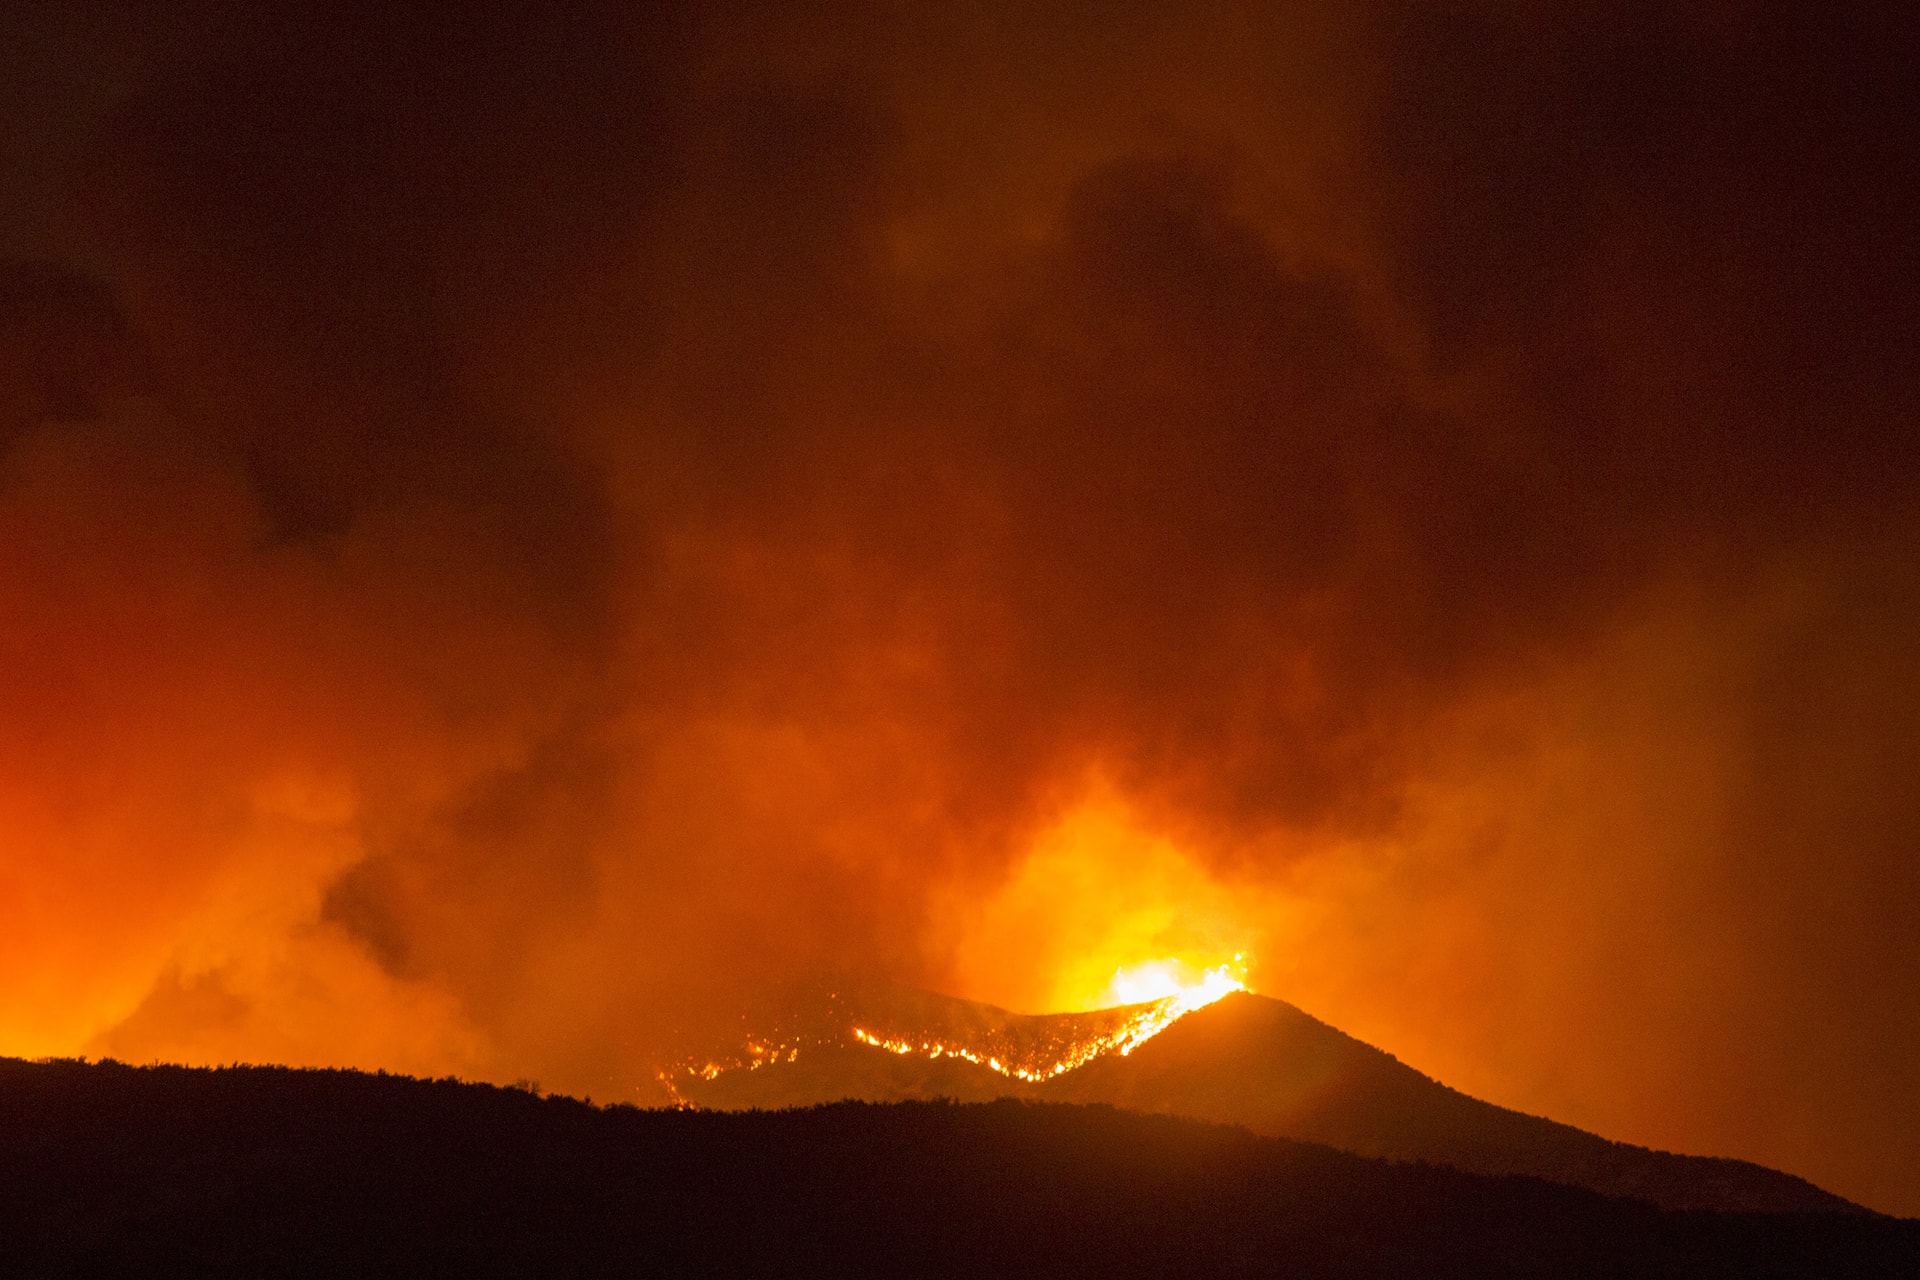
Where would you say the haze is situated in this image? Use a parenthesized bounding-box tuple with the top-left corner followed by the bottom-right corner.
(1, 0, 1914, 1214)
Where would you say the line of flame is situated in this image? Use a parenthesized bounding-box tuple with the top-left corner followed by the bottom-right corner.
(851, 966, 1244, 1083)
(665, 966, 1245, 1097)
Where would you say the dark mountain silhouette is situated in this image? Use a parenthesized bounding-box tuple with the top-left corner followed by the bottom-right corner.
(1, 1056, 1913, 1279)
(673, 989, 1859, 1214)
(1046, 994, 1856, 1214)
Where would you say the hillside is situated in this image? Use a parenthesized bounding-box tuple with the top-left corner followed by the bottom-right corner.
(0, 1057, 1912, 1279)
(673, 989, 1858, 1214)
(1045, 994, 1855, 1214)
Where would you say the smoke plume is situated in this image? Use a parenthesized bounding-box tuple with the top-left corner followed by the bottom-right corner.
(1, 0, 1915, 1211)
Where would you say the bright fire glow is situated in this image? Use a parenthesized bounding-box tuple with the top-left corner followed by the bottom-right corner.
(944, 785, 1261, 1015)
(665, 957, 1251, 1101)
(851, 957, 1247, 1082)
(1099, 958, 1246, 1007)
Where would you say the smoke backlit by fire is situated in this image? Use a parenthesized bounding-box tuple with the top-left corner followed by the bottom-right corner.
(942, 788, 1264, 1015)
(0, 0, 1916, 1217)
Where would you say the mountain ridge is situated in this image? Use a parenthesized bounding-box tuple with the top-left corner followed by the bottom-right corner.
(673, 988, 1859, 1215)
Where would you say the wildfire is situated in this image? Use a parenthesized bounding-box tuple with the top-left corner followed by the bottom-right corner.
(660, 1038, 802, 1103)
(663, 958, 1250, 1102)
(852, 958, 1246, 1083)
(1098, 958, 1245, 1008)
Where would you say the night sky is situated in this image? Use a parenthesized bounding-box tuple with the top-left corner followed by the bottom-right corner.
(1, 1, 1915, 1214)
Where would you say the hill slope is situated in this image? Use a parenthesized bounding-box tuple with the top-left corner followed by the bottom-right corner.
(675, 990, 1857, 1214)
(1045, 993, 1853, 1214)
(1, 1057, 1912, 1279)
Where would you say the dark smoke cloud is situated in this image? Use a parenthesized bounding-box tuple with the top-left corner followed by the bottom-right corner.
(0, 0, 1915, 1211)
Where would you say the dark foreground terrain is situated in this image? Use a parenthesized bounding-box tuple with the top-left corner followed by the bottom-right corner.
(1, 1058, 1912, 1279)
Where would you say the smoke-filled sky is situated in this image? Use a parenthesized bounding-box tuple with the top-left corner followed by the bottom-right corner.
(2, 0, 1916, 1212)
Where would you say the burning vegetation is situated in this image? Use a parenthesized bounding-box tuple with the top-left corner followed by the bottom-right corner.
(662, 961, 1247, 1099)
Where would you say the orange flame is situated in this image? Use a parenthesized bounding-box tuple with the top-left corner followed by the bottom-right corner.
(850, 957, 1248, 1082)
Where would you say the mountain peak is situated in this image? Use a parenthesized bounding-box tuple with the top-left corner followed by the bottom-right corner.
(671, 985, 1863, 1214)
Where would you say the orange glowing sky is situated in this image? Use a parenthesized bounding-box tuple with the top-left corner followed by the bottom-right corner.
(1, 0, 1917, 1215)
